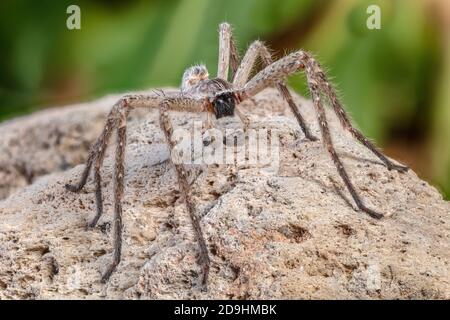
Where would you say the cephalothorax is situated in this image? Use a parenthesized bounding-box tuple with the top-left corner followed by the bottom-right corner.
(65, 23, 408, 288)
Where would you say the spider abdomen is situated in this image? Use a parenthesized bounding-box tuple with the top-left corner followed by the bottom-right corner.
(188, 77, 233, 96)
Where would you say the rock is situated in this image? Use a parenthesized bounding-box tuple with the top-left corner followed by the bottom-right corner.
(0, 88, 448, 299)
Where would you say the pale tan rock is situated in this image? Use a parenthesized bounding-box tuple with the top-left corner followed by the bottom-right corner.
(0, 88, 448, 299)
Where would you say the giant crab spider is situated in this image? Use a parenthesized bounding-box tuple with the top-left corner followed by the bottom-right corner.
(65, 22, 408, 289)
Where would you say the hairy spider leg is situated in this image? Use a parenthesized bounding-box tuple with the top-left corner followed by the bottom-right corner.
(232, 40, 317, 140)
(236, 50, 407, 218)
(66, 93, 211, 286)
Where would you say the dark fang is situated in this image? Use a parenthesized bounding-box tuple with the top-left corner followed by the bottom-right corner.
(212, 91, 236, 119)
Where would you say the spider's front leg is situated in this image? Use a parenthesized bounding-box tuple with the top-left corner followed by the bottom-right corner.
(158, 97, 211, 289)
(306, 59, 409, 172)
(65, 102, 121, 229)
(303, 66, 383, 219)
(236, 50, 409, 218)
(241, 51, 408, 172)
(101, 106, 129, 281)
(65, 93, 168, 282)
(232, 40, 317, 141)
(217, 22, 239, 81)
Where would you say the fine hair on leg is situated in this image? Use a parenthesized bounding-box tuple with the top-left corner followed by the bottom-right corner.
(89, 116, 116, 229)
(304, 55, 408, 172)
(233, 40, 316, 140)
(229, 31, 240, 80)
(102, 113, 128, 282)
(236, 49, 393, 218)
(303, 58, 383, 219)
(217, 22, 232, 80)
(65, 93, 211, 283)
(66, 108, 117, 229)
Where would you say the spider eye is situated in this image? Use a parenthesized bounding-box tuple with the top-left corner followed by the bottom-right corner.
(212, 92, 235, 119)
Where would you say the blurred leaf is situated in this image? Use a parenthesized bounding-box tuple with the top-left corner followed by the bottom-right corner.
(291, 0, 432, 142)
(431, 42, 450, 200)
(145, 0, 210, 86)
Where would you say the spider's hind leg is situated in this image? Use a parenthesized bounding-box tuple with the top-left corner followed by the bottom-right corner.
(101, 114, 128, 283)
(159, 99, 211, 290)
(237, 49, 396, 218)
(233, 40, 317, 141)
(308, 56, 408, 172)
(65, 109, 116, 229)
(64, 154, 94, 192)
(65, 93, 175, 283)
(303, 58, 383, 219)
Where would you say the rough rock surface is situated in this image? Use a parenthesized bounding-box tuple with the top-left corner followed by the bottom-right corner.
(0, 88, 448, 299)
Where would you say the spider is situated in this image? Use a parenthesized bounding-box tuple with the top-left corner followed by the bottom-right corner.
(65, 22, 408, 288)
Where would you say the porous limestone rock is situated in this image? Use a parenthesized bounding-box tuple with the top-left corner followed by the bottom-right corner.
(0, 88, 448, 299)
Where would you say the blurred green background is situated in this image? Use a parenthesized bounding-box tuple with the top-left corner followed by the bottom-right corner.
(0, 0, 449, 199)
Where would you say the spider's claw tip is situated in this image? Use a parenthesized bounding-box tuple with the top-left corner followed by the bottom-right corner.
(64, 183, 79, 192)
(100, 272, 111, 284)
(85, 223, 95, 231)
(372, 212, 384, 220)
(359, 205, 384, 219)
(101, 262, 118, 283)
(306, 135, 319, 142)
(199, 275, 209, 292)
(388, 164, 409, 173)
(86, 217, 101, 230)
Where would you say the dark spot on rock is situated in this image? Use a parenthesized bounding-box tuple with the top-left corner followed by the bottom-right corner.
(336, 224, 356, 237)
(93, 249, 107, 257)
(78, 199, 85, 210)
(99, 222, 111, 234)
(247, 204, 262, 217)
(42, 246, 50, 255)
(279, 224, 312, 243)
(229, 264, 240, 281)
(209, 243, 218, 256)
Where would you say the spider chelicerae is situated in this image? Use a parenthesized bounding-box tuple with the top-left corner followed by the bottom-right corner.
(65, 22, 408, 288)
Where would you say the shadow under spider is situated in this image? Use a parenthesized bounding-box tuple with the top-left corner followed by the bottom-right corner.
(323, 176, 356, 210)
(278, 173, 356, 211)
